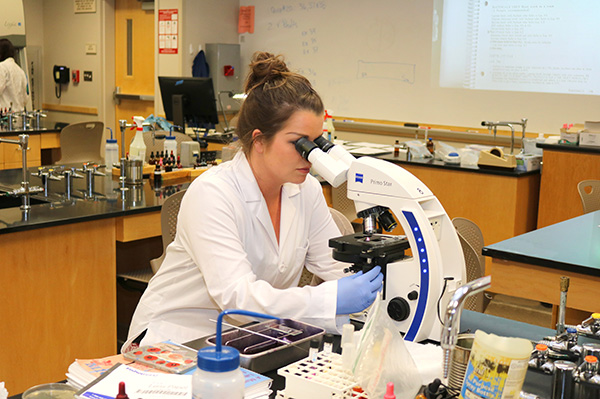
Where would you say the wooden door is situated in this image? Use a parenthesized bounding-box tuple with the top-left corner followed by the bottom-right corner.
(115, 0, 155, 156)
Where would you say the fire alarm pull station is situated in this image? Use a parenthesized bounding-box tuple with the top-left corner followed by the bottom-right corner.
(223, 65, 234, 76)
(72, 70, 80, 84)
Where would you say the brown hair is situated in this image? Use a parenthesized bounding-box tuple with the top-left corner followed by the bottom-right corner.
(0, 39, 16, 62)
(235, 52, 324, 154)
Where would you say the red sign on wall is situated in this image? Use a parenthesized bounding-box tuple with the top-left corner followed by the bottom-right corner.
(159, 9, 178, 54)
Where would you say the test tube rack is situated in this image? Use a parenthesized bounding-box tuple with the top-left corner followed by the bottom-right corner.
(276, 352, 369, 398)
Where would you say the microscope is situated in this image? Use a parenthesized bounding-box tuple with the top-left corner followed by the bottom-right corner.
(296, 136, 466, 342)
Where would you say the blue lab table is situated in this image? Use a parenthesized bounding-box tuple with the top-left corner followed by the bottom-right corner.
(483, 210, 600, 324)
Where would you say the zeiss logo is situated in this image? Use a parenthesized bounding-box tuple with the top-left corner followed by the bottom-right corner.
(355, 173, 364, 183)
(175, 80, 184, 86)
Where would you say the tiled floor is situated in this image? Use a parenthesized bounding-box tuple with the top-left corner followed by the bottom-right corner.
(483, 293, 553, 329)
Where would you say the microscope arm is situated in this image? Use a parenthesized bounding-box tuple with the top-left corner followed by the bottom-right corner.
(304, 138, 467, 342)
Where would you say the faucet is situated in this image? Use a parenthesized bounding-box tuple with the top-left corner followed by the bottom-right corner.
(31, 167, 62, 197)
(0, 134, 44, 210)
(440, 275, 492, 378)
(59, 167, 84, 199)
(481, 118, 527, 155)
(118, 119, 136, 183)
(77, 162, 106, 198)
(32, 110, 47, 130)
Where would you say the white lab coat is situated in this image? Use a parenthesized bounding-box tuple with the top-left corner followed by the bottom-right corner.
(0, 58, 28, 111)
(123, 151, 348, 351)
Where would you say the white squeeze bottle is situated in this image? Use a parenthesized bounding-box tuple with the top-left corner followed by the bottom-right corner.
(129, 116, 147, 162)
(164, 131, 178, 160)
(104, 127, 119, 170)
(325, 109, 335, 141)
(460, 330, 532, 399)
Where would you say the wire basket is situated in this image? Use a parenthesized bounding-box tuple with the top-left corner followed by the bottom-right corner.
(276, 352, 369, 398)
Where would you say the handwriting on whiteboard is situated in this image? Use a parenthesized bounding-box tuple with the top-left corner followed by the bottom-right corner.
(357, 61, 416, 84)
(269, 1, 327, 14)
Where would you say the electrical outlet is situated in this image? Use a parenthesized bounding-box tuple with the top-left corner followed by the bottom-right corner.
(430, 215, 443, 241)
(83, 71, 93, 82)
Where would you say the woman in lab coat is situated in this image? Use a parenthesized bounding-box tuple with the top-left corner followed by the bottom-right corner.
(0, 39, 29, 112)
(123, 52, 383, 351)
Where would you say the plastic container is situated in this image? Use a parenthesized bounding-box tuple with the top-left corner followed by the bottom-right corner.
(192, 355, 244, 399)
(105, 139, 119, 170)
(129, 116, 146, 162)
(460, 330, 532, 399)
(22, 383, 77, 399)
(193, 309, 278, 399)
(325, 110, 335, 141)
(164, 135, 177, 160)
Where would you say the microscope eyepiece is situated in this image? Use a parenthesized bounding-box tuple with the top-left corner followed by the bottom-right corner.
(294, 136, 318, 160)
(313, 136, 334, 153)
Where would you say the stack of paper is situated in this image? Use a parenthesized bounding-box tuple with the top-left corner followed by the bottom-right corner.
(66, 354, 163, 390)
(77, 364, 191, 399)
(241, 368, 273, 399)
(66, 347, 272, 398)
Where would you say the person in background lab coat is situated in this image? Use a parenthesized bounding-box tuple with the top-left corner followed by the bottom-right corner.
(0, 39, 29, 112)
(123, 52, 383, 351)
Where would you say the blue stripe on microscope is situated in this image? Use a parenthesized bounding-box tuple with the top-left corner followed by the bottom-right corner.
(402, 210, 429, 341)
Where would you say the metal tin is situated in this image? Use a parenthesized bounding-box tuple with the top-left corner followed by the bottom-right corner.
(124, 159, 143, 185)
(552, 360, 576, 399)
(205, 318, 325, 374)
(448, 333, 475, 390)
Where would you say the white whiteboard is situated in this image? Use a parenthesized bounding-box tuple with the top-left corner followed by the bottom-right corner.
(239, 0, 600, 134)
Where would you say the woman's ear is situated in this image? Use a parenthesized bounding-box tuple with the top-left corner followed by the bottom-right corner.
(251, 129, 265, 154)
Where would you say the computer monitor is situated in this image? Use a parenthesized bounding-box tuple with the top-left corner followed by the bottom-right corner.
(158, 76, 219, 128)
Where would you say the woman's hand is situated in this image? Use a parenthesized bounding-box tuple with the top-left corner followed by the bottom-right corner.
(336, 266, 383, 315)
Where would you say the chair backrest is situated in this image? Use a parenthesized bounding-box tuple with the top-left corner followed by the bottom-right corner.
(331, 181, 357, 223)
(329, 207, 355, 235)
(149, 189, 187, 274)
(457, 234, 486, 312)
(298, 207, 354, 287)
(56, 121, 104, 164)
(143, 131, 192, 163)
(452, 217, 485, 272)
(452, 217, 488, 312)
(577, 180, 600, 214)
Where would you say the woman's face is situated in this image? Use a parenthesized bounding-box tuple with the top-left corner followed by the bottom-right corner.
(255, 109, 323, 186)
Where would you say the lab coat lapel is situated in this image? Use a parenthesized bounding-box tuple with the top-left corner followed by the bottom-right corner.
(234, 152, 279, 252)
(279, 183, 300, 251)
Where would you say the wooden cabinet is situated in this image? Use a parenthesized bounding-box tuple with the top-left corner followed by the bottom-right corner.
(1, 134, 42, 169)
(0, 219, 116, 394)
(537, 147, 600, 228)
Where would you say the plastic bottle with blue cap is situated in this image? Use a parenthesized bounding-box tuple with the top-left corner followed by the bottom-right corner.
(164, 125, 180, 160)
(192, 309, 279, 399)
(104, 127, 119, 171)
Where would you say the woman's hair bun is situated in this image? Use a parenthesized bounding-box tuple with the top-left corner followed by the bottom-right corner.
(245, 51, 290, 92)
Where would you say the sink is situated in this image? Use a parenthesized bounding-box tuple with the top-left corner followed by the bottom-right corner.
(0, 194, 49, 209)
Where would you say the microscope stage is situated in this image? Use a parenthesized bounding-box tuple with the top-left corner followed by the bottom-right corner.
(329, 233, 409, 267)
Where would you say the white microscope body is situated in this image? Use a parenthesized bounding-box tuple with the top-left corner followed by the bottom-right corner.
(297, 137, 466, 342)
(347, 156, 465, 342)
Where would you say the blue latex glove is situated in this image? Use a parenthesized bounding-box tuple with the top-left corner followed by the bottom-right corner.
(336, 266, 383, 315)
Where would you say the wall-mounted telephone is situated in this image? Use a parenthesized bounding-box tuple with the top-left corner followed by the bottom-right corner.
(53, 65, 69, 84)
(54, 65, 69, 98)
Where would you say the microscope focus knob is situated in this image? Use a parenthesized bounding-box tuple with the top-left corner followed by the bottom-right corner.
(387, 297, 411, 322)
(408, 290, 419, 301)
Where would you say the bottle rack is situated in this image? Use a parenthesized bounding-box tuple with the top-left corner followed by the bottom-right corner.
(276, 352, 368, 398)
